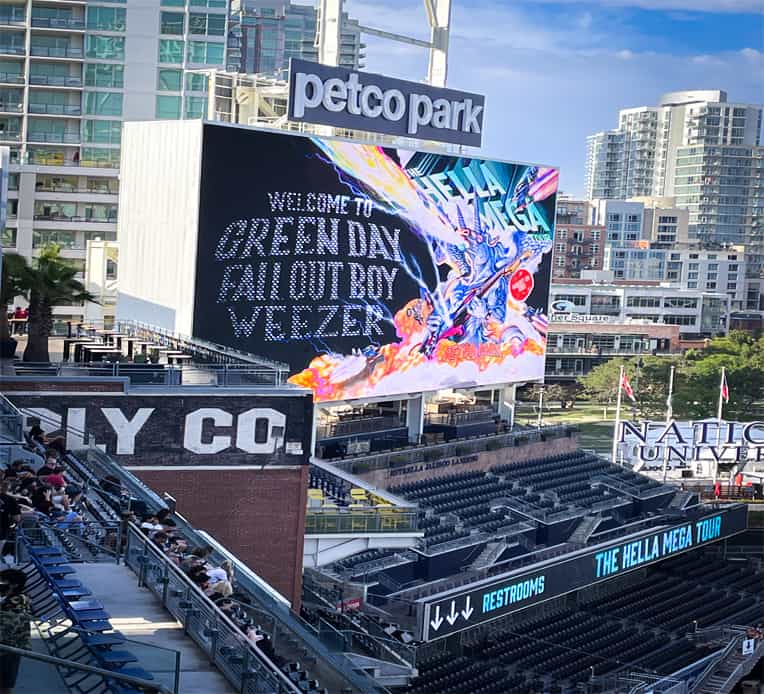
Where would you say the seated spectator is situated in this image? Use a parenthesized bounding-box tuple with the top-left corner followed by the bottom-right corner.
(28, 422, 45, 445)
(181, 546, 213, 573)
(31, 486, 82, 529)
(3, 461, 34, 481)
(36, 454, 64, 479)
(47, 437, 67, 458)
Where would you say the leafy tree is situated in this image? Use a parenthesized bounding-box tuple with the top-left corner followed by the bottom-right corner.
(577, 332, 764, 420)
(20, 245, 96, 363)
(579, 356, 679, 418)
(673, 332, 764, 420)
(0, 252, 28, 343)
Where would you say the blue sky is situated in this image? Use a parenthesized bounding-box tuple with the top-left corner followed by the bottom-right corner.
(345, 0, 764, 196)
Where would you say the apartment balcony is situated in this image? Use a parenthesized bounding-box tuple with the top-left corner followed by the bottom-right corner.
(0, 10, 26, 28)
(0, 71, 24, 85)
(29, 74, 83, 88)
(27, 130, 80, 144)
(30, 46, 84, 60)
(0, 44, 26, 57)
(30, 17, 85, 32)
(28, 103, 82, 116)
(0, 101, 22, 114)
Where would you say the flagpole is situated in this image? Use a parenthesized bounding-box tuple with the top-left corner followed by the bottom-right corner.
(661, 365, 675, 483)
(714, 367, 726, 487)
(612, 364, 624, 466)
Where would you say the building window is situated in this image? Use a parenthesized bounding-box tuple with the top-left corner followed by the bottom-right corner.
(81, 148, 120, 168)
(160, 12, 184, 35)
(555, 243, 565, 254)
(185, 96, 206, 118)
(84, 120, 121, 145)
(590, 244, 599, 255)
(87, 7, 126, 31)
(591, 230, 600, 240)
(185, 73, 208, 92)
(557, 228, 567, 239)
(555, 256, 564, 268)
(158, 39, 184, 64)
(663, 315, 696, 326)
(157, 68, 182, 91)
(187, 41, 224, 65)
(85, 64, 124, 88)
(84, 92, 123, 116)
(156, 95, 181, 119)
(85, 35, 125, 60)
(663, 297, 698, 309)
(189, 13, 226, 36)
(553, 294, 586, 306)
(706, 281, 717, 290)
(626, 296, 661, 308)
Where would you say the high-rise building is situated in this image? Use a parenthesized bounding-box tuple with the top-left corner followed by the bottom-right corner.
(2, 1, 228, 326)
(227, 0, 364, 76)
(585, 91, 762, 202)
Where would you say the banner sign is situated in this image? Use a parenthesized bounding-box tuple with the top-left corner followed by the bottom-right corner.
(193, 124, 558, 403)
(419, 504, 747, 640)
(9, 392, 313, 467)
(287, 59, 486, 147)
(618, 419, 764, 471)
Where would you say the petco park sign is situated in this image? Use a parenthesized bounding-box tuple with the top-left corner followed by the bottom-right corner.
(288, 59, 485, 146)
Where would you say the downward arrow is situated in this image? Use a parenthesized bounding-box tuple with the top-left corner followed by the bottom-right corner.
(461, 596, 474, 620)
(430, 605, 444, 632)
(446, 600, 458, 625)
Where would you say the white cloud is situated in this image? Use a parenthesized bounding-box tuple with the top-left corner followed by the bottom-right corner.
(345, 0, 763, 197)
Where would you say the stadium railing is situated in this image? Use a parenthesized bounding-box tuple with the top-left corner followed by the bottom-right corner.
(325, 423, 577, 475)
(20, 411, 387, 692)
(8, 363, 292, 388)
(0, 392, 24, 443)
(124, 523, 301, 694)
(69, 319, 290, 373)
(305, 507, 418, 534)
(66, 444, 389, 692)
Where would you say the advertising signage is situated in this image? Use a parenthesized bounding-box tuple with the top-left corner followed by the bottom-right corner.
(10, 392, 313, 467)
(419, 504, 748, 641)
(194, 124, 558, 403)
(287, 59, 486, 147)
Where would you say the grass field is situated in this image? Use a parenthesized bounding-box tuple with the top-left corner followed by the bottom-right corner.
(514, 402, 627, 455)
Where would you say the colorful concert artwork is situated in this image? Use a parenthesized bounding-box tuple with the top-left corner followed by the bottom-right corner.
(194, 126, 558, 403)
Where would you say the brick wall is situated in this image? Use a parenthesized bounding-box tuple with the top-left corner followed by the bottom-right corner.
(134, 465, 308, 611)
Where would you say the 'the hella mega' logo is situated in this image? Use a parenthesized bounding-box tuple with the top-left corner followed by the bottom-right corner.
(288, 59, 485, 147)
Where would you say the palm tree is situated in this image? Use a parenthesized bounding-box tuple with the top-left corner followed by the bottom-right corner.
(0, 252, 29, 357)
(21, 244, 96, 363)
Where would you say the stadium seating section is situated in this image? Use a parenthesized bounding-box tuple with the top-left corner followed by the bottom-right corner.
(407, 549, 763, 693)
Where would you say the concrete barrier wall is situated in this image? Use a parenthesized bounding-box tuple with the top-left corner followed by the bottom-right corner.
(356, 433, 580, 488)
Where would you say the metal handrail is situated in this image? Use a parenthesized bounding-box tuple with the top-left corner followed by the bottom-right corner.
(125, 523, 302, 694)
(0, 643, 172, 693)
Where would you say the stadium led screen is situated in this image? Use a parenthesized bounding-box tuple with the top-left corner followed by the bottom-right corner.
(419, 504, 749, 641)
(194, 125, 558, 403)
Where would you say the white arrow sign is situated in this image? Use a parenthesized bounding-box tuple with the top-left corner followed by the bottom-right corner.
(430, 605, 444, 632)
(446, 600, 458, 626)
(461, 596, 474, 621)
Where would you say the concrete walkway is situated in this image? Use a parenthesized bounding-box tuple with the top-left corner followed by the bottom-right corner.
(75, 563, 235, 694)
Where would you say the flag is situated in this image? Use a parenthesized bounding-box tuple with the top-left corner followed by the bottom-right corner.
(720, 370, 729, 403)
(620, 372, 636, 402)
